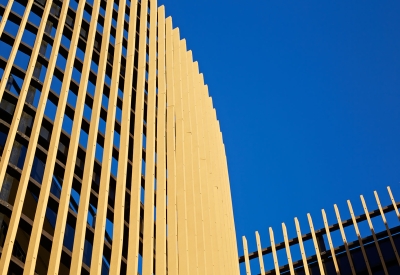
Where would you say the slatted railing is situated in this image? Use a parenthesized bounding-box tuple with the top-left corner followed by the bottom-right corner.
(239, 186, 400, 275)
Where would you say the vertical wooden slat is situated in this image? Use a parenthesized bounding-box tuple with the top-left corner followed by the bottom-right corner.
(294, 217, 310, 275)
(334, 204, 356, 275)
(321, 209, 340, 275)
(223, 144, 240, 275)
(214, 119, 227, 272)
(255, 231, 266, 275)
(125, 0, 150, 273)
(307, 214, 325, 275)
(142, 0, 158, 272)
(0, 0, 14, 37)
(217, 128, 233, 273)
(282, 223, 295, 275)
(203, 94, 220, 274)
(155, 6, 167, 275)
(90, 0, 126, 273)
(269, 227, 280, 275)
(374, 191, 400, 266)
(387, 186, 400, 220)
(0, 0, 34, 102)
(165, 16, 179, 275)
(187, 54, 207, 274)
(69, 0, 116, 271)
(243, 236, 252, 275)
(360, 195, 388, 275)
(108, 0, 139, 273)
(180, 44, 199, 275)
(347, 200, 372, 275)
(173, 30, 190, 274)
(0, 0, 59, 273)
(208, 103, 223, 274)
(195, 74, 215, 275)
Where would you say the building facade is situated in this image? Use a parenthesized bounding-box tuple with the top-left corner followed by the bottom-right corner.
(0, 0, 239, 274)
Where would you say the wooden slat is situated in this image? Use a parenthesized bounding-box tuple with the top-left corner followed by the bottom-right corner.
(282, 223, 295, 275)
(173, 30, 190, 274)
(155, 6, 167, 275)
(374, 191, 400, 266)
(208, 103, 224, 274)
(203, 94, 220, 273)
(196, 74, 215, 275)
(294, 218, 310, 275)
(222, 141, 240, 275)
(321, 209, 340, 275)
(165, 16, 179, 275)
(307, 214, 325, 275)
(217, 127, 233, 273)
(187, 54, 207, 274)
(269, 227, 280, 275)
(255, 231, 266, 275)
(0, 0, 14, 37)
(181, 44, 199, 275)
(334, 204, 356, 275)
(360, 195, 388, 275)
(214, 119, 227, 272)
(243, 236, 252, 275)
(387, 186, 400, 220)
(347, 200, 372, 275)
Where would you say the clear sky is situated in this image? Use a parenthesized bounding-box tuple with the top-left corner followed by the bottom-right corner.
(158, 0, 400, 272)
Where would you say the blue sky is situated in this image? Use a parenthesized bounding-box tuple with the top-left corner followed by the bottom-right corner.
(158, 0, 400, 271)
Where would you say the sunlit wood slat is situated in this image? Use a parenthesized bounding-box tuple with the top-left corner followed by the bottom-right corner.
(294, 217, 310, 275)
(282, 223, 295, 275)
(346, 200, 372, 275)
(374, 191, 400, 266)
(243, 236, 252, 275)
(270, 227, 280, 275)
(255, 231, 266, 275)
(387, 186, 400, 220)
(165, 16, 179, 275)
(360, 195, 388, 275)
(155, 6, 168, 275)
(321, 209, 340, 275)
(0, 0, 14, 37)
(334, 204, 356, 275)
(307, 213, 325, 275)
